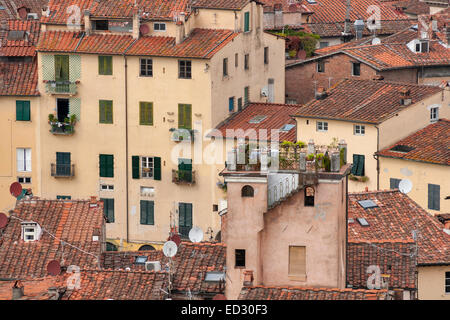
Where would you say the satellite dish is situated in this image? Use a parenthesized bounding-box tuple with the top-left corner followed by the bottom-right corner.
(0, 212, 8, 228)
(169, 233, 181, 246)
(10, 182, 22, 198)
(140, 24, 149, 35)
(372, 37, 381, 45)
(47, 260, 61, 276)
(189, 226, 204, 243)
(399, 179, 412, 194)
(163, 241, 178, 258)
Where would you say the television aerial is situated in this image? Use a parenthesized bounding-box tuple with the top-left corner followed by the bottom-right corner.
(189, 226, 204, 243)
(163, 241, 178, 257)
(399, 179, 413, 194)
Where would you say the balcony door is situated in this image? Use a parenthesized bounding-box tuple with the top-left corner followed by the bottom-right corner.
(179, 202, 192, 239)
(55, 55, 69, 81)
(178, 158, 192, 183)
(57, 98, 69, 122)
(56, 152, 71, 176)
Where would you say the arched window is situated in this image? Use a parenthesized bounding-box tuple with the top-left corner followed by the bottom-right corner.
(106, 242, 118, 252)
(305, 187, 315, 207)
(138, 244, 155, 251)
(241, 185, 254, 197)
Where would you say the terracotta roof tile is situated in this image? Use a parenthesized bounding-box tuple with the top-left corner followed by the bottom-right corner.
(190, 0, 253, 10)
(209, 103, 301, 142)
(0, 61, 39, 96)
(0, 19, 41, 56)
(0, 199, 104, 279)
(348, 190, 450, 265)
(0, 0, 49, 20)
(294, 79, 442, 124)
(377, 119, 450, 165)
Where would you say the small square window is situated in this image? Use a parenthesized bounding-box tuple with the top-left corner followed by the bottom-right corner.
(179, 60, 192, 79)
(317, 61, 325, 73)
(140, 58, 153, 77)
(430, 107, 439, 122)
(235, 249, 245, 267)
(154, 23, 166, 31)
(354, 124, 365, 135)
(316, 121, 328, 132)
(352, 62, 361, 76)
(244, 54, 249, 70)
(141, 157, 154, 178)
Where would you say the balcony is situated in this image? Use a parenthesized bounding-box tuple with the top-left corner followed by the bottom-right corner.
(172, 169, 196, 185)
(51, 163, 75, 178)
(45, 80, 78, 95)
(48, 114, 77, 135)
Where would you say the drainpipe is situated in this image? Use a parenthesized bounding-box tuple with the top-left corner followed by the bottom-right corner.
(374, 125, 380, 190)
(125, 55, 129, 243)
(345, 173, 348, 288)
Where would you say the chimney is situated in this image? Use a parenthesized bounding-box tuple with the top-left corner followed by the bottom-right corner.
(399, 88, 412, 106)
(175, 20, 185, 45)
(243, 270, 254, 287)
(90, 196, 98, 208)
(132, 8, 140, 39)
(12, 281, 24, 300)
(274, 4, 283, 29)
(84, 10, 91, 35)
(372, 74, 384, 81)
(315, 86, 328, 100)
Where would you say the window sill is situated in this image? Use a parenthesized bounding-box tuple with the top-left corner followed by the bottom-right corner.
(288, 274, 307, 281)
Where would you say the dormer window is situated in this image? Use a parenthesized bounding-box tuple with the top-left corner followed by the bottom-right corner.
(94, 20, 109, 31)
(416, 40, 429, 53)
(154, 23, 166, 31)
(21, 222, 42, 242)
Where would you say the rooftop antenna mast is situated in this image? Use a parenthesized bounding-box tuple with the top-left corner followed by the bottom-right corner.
(342, 0, 352, 42)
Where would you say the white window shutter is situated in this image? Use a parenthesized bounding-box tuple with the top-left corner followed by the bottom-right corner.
(17, 148, 24, 172)
(25, 149, 32, 172)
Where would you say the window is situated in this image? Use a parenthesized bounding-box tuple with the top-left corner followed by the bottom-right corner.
(140, 200, 154, 225)
(430, 107, 439, 122)
(244, 86, 249, 105)
(21, 222, 41, 242)
(132, 156, 161, 180)
(106, 242, 118, 251)
(178, 104, 192, 129)
(390, 178, 401, 189)
(101, 198, 115, 223)
(229, 97, 235, 112)
(237, 97, 243, 111)
(244, 54, 249, 70)
(235, 53, 238, 67)
(17, 177, 31, 184)
(319, 41, 329, 48)
(223, 58, 228, 76)
(317, 61, 325, 73)
(304, 187, 314, 206)
(289, 246, 306, 276)
(241, 185, 254, 197)
(249, 115, 267, 124)
(99, 100, 113, 124)
(446, 272, 450, 293)
(316, 121, 328, 132)
(56, 195, 71, 200)
(178, 158, 193, 183)
(99, 56, 113, 75)
(352, 62, 361, 76)
(17, 148, 31, 172)
(94, 20, 108, 31)
(280, 124, 295, 132)
(99, 154, 114, 178)
(428, 184, 440, 211)
(139, 102, 153, 125)
(55, 55, 69, 81)
(100, 184, 114, 191)
(244, 11, 250, 32)
(351, 154, 365, 176)
(264, 47, 269, 64)
(154, 22, 166, 31)
(56, 152, 71, 176)
(235, 249, 245, 267)
(140, 58, 153, 77)
(179, 60, 192, 79)
(354, 124, 365, 135)
(141, 157, 154, 178)
(179, 202, 193, 238)
(16, 100, 30, 121)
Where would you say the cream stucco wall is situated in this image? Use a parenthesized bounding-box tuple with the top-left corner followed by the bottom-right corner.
(418, 265, 450, 300)
(0, 96, 40, 213)
(379, 157, 450, 215)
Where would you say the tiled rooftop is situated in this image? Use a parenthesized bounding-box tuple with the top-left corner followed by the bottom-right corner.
(377, 119, 450, 166)
(0, 199, 104, 279)
(294, 79, 442, 124)
(238, 286, 388, 300)
(190, 0, 253, 10)
(348, 190, 450, 265)
(37, 28, 239, 58)
(102, 242, 226, 294)
(0, 0, 49, 20)
(0, 61, 39, 96)
(261, 0, 311, 12)
(0, 19, 40, 56)
(209, 102, 301, 142)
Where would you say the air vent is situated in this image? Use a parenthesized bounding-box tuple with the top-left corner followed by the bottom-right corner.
(358, 200, 378, 209)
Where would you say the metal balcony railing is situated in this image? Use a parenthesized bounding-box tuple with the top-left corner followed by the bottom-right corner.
(172, 169, 195, 185)
(45, 81, 78, 95)
(51, 163, 75, 177)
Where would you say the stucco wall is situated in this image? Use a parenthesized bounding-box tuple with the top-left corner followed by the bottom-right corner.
(418, 265, 450, 300)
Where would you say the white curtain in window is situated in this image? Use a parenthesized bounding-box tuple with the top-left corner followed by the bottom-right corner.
(16, 148, 31, 172)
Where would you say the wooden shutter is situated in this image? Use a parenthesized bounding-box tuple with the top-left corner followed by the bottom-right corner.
(351, 154, 358, 175)
(179, 203, 186, 226)
(178, 104, 191, 129)
(148, 201, 154, 225)
(99, 56, 104, 74)
(140, 102, 153, 125)
(154, 157, 161, 180)
(106, 155, 114, 177)
(185, 203, 192, 228)
(22, 101, 30, 121)
(108, 199, 115, 222)
(16, 101, 23, 121)
(289, 246, 306, 276)
(99, 100, 105, 123)
(99, 155, 106, 177)
(132, 156, 140, 179)
(244, 12, 250, 32)
(140, 200, 147, 224)
(428, 184, 440, 210)
(16, 149, 24, 171)
(25, 148, 31, 172)
(357, 155, 365, 176)
(178, 104, 184, 128)
(106, 101, 113, 123)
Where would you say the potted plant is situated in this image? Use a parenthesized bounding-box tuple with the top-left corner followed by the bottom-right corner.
(306, 153, 315, 171)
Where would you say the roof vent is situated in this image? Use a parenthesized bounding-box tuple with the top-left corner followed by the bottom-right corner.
(145, 261, 161, 271)
(358, 200, 378, 209)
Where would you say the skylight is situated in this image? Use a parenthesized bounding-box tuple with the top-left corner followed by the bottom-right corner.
(280, 124, 295, 132)
(204, 271, 225, 282)
(135, 256, 148, 264)
(7, 31, 25, 41)
(357, 218, 369, 226)
(249, 115, 267, 124)
(358, 200, 378, 209)
(390, 145, 415, 153)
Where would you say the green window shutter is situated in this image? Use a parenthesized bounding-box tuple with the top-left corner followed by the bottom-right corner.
(141, 200, 154, 225)
(179, 203, 186, 225)
(101, 198, 114, 223)
(178, 104, 192, 129)
(154, 157, 161, 180)
(107, 100, 113, 123)
(132, 156, 140, 179)
(244, 12, 250, 32)
(99, 56, 112, 75)
(23, 101, 30, 121)
(356, 155, 365, 176)
(351, 154, 358, 175)
(100, 154, 114, 178)
(140, 200, 147, 224)
(140, 102, 153, 125)
(178, 104, 185, 129)
(99, 100, 105, 123)
(106, 56, 112, 75)
(186, 203, 192, 228)
(55, 55, 69, 81)
(16, 101, 23, 121)
(428, 184, 440, 210)
(99, 154, 106, 177)
(99, 100, 113, 124)
(148, 201, 154, 225)
(107, 155, 114, 177)
(99, 56, 104, 74)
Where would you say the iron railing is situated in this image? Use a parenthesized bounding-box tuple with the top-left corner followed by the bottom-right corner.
(45, 81, 78, 95)
(172, 169, 196, 184)
(51, 163, 75, 177)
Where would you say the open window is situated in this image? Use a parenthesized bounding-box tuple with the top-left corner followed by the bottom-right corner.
(304, 187, 315, 207)
(241, 185, 254, 197)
